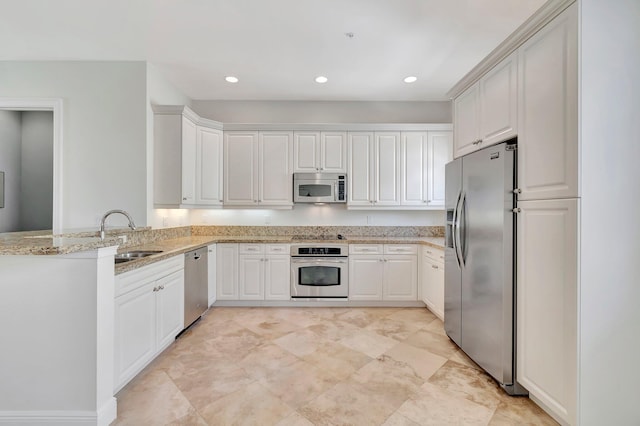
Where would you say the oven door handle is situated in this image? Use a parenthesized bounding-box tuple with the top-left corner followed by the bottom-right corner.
(291, 259, 347, 264)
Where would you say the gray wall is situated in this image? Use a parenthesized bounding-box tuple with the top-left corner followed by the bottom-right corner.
(191, 100, 452, 123)
(0, 111, 22, 232)
(20, 111, 53, 231)
(0, 61, 148, 230)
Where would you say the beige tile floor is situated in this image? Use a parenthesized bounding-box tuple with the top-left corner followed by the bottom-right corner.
(113, 307, 557, 426)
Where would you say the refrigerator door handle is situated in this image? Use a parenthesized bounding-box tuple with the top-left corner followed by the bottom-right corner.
(451, 191, 462, 267)
(454, 192, 466, 268)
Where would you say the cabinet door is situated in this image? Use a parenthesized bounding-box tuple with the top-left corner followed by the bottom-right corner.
(480, 52, 518, 145)
(259, 131, 293, 206)
(401, 132, 428, 206)
(156, 270, 184, 350)
(518, 4, 578, 201)
(207, 245, 217, 306)
(238, 255, 265, 300)
(321, 132, 347, 173)
(427, 131, 452, 207)
(181, 117, 197, 204)
(348, 132, 374, 206)
(216, 244, 239, 300)
(196, 126, 223, 206)
(114, 282, 156, 390)
(421, 255, 444, 320)
(453, 83, 480, 158)
(383, 255, 417, 301)
(517, 198, 577, 425)
(265, 255, 291, 300)
(349, 256, 384, 300)
(224, 132, 258, 205)
(375, 132, 401, 206)
(293, 132, 320, 172)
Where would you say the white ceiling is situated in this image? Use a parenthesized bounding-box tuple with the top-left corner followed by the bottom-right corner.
(0, 0, 546, 101)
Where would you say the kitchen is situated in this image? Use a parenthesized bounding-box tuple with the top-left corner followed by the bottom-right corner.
(0, 0, 638, 425)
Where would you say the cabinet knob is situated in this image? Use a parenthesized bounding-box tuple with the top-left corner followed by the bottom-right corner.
(182, 197, 187, 201)
(513, 207, 522, 213)
(513, 188, 522, 194)
(431, 265, 439, 269)
(153, 286, 158, 292)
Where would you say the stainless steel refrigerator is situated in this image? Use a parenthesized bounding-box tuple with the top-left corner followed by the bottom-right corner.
(444, 140, 526, 395)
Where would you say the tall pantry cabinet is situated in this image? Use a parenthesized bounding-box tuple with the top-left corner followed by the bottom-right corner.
(450, 2, 578, 424)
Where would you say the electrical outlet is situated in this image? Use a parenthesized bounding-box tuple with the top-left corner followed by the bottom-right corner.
(264, 215, 271, 224)
(366, 215, 373, 225)
(162, 216, 168, 227)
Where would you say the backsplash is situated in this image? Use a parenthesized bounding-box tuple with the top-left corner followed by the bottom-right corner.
(190, 225, 444, 238)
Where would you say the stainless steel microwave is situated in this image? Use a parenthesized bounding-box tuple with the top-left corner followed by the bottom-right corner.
(293, 173, 347, 203)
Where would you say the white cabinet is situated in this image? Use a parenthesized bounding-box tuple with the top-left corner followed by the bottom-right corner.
(453, 52, 518, 158)
(218, 243, 290, 301)
(517, 198, 577, 426)
(348, 132, 401, 208)
(153, 105, 223, 208)
(195, 126, 223, 206)
(114, 256, 185, 392)
(401, 131, 452, 207)
(207, 244, 217, 307)
(517, 5, 578, 201)
(224, 131, 293, 208)
(293, 131, 347, 173)
(216, 243, 239, 300)
(349, 244, 418, 301)
(420, 246, 445, 320)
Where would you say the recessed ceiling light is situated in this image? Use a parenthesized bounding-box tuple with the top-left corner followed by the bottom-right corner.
(225, 76, 239, 83)
(315, 76, 328, 84)
(404, 76, 418, 83)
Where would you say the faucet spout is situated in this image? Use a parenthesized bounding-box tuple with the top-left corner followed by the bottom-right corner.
(100, 209, 137, 240)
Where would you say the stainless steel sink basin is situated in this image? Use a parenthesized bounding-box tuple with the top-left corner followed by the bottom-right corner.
(114, 250, 163, 264)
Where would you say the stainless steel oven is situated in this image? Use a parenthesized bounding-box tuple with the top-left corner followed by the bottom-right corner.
(290, 244, 348, 299)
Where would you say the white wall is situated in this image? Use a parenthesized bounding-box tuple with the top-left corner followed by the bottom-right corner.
(579, 0, 640, 424)
(0, 61, 148, 230)
(190, 206, 444, 227)
(0, 110, 21, 232)
(191, 100, 452, 123)
(20, 111, 53, 231)
(146, 63, 193, 229)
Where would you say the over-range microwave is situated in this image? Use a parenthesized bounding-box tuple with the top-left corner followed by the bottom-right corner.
(293, 173, 347, 204)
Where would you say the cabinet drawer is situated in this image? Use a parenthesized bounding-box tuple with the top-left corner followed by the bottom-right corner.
(265, 244, 290, 255)
(422, 246, 444, 263)
(384, 244, 418, 255)
(116, 255, 184, 297)
(239, 243, 265, 255)
(349, 244, 384, 255)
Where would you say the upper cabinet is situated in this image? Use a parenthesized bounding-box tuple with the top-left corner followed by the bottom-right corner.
(293, 131, 347, 173)
(348, 132, 401, 208)
(401, 131, 452, 207)
(453, 52, 518, 158)
(224, 131, 293, 208)
(153, 105, 224, 208)
(518, 5, 578, 201)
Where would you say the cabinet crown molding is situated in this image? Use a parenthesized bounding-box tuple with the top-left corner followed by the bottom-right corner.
(151, 104, 223, 130)
(446, 0, 576, 99)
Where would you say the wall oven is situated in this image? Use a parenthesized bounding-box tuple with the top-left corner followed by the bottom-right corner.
(290, 244, 348, 299)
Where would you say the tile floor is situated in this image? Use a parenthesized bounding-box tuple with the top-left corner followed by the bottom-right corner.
(113, 307, 557, 425)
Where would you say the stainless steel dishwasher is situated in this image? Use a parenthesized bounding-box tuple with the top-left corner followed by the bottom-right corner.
(184, 247, 208, 330)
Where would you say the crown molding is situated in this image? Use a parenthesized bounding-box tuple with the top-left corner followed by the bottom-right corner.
(446, 0, 576, 99)
(222, 123, 452, 132)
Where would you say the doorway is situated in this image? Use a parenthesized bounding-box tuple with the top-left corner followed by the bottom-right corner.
(0, 98, 62, 233)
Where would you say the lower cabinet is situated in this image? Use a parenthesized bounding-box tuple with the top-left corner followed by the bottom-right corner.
(217, 243, 290, 301)
(207, 244, 217, 307)
(349, 244, 418, 301)
(114, 256, 184, 393)
(517, 198, 578, 425)
(420, 246, 445, 320)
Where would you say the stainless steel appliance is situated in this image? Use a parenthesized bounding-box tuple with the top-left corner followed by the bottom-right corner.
(290, 244, 348, 299)
(293, 173, 346, 203)
(184, 247, 208, 329)
(444, 140, 527, 395)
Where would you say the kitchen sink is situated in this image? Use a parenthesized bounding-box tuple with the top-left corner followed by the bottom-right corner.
(114, 250, 163, 264)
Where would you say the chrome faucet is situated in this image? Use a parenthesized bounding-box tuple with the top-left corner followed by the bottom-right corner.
(100, 209, 137, 240)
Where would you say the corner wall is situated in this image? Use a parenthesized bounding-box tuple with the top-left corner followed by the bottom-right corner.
(0, 110, 21, 232)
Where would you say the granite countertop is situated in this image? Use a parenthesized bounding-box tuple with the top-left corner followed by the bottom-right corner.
(115, 235, 445, 275)
(0, 230, 122, 255)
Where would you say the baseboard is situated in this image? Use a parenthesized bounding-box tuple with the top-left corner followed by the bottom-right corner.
(0, 399, 117, 426)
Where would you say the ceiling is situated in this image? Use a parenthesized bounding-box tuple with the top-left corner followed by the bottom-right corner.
(0, 0, 546, 101)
